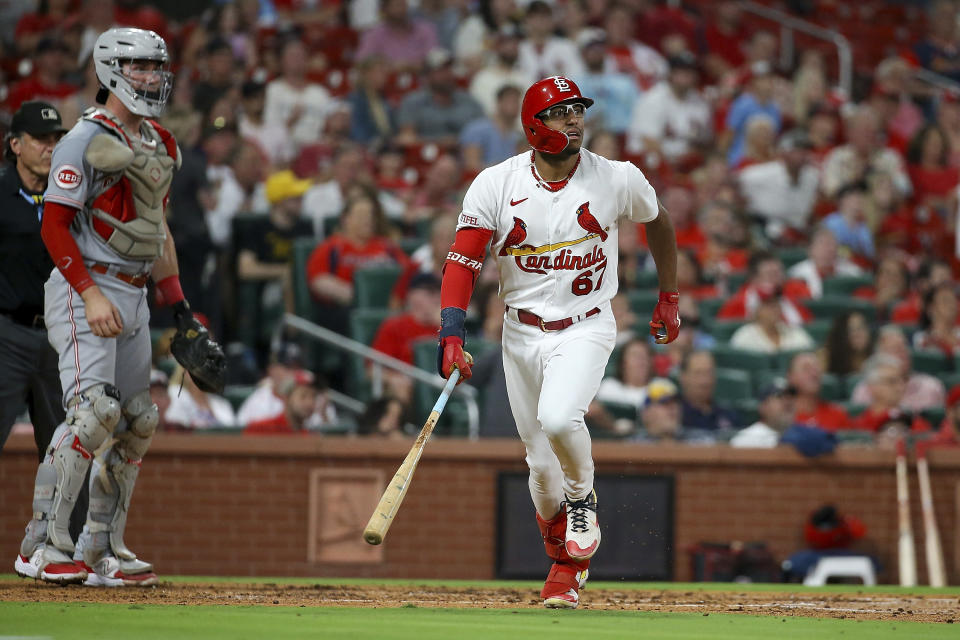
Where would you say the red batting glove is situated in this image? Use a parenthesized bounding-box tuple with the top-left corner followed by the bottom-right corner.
(438, 336, 473, 382)
(649, 291, 681, 344)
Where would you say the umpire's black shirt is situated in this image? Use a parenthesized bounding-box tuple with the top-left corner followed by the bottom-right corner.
(0, 164, 51, 319)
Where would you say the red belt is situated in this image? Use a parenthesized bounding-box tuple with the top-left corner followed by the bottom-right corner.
(89, 263, 150, 288)
(509, 306, 601, 332)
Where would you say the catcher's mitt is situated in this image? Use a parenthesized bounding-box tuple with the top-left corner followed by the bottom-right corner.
(170, 317, 226, 394)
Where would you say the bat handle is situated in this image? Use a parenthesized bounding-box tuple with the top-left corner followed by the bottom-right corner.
(433, 368, 460, 414)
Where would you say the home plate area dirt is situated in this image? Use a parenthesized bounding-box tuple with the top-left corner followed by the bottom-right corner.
(2, 580, 958, 623)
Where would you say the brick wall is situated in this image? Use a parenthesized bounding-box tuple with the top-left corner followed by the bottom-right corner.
(1, 434, 958, 583)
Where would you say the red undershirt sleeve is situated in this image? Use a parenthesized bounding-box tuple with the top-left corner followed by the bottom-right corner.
(440, 226, 494, 311)
(41, 200, 95, 294)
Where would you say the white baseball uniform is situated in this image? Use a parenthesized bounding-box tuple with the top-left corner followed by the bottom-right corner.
(458, 148, 659, 518)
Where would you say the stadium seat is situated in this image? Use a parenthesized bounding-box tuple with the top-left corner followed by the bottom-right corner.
(291, 237, 317, 320)
(714, 367, 754, 404)
(921, 407, 946, 428)
(805, 319, 833, 345)
(223, 385, 258, 412)
(819, 373, 847, 402)
(634, 269, 660, 290)
(628, 290, 659, 316)
(411, 338, 495, 436)
(776, 247, 808, 269)
(822, 274, 874, 297)
(711, 344, 775, 372)
(353, 265, 403, 309)
(725, 272, 748, 293)
(348, 308, 395, 397)
(911, 350, 952, 376)
(804, 296, 875, 324)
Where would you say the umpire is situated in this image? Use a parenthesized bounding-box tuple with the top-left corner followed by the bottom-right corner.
(0, 101, 86, 538)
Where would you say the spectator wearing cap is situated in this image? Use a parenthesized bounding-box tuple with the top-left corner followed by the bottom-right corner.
(730, 379, 796, 448)
(348, 55, 397, 145)
(788, 352, 849, 432)
(821, 106, 911, 200)
(723, 61, 781, 167)
(370, 273, 442, 404)
(640, 377, 718, 444)
(264, 36, 334, 151)
(787, 227, 863, 299)
(468, 24, 532, 119)
(6, 36, 77, 111)
(570, 28, 638, 136)
(739, 130, 821, 243)
(729, 284, 815, 354)
(678, 351, 741, 432)
(245, 369, 336, 434)
(0, 103, 75, 471)
(517, 1, 585, 81)
(625, 51, 710, 162)
(395, 48, 484, 147)
(240, 79, 294, 167)
(822, 182, 875, 262)
(849, 354, 932, 437)
(602, 3, 666, 91)
(851, 325, 945, 412)
(460, 85, 524, 173)
(719, 250, 813, 325)
(236, 169, 314, 319)
(355, 0, 439, 72)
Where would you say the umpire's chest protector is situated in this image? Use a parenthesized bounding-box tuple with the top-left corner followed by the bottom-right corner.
(82, 109, 180, 260)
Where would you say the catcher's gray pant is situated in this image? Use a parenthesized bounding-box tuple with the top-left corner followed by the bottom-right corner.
(20, 270, 156, 573)
(501, 305, 616, 521)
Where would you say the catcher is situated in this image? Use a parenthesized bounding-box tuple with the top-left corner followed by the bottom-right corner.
(15, 27, 224, 587)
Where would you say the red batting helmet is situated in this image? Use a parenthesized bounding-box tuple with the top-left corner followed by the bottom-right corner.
(521, 76, 594, 154)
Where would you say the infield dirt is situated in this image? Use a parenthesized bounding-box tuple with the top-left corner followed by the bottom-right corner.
(2, 580, 959, 623)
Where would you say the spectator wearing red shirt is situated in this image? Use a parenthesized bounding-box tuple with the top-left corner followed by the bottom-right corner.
(675, 249, 718, 300)
(852, 255, 911, 325)
(906, 124, 960, 212)
(889, 258, 954, 325)
(849, 354, 932, 436)
(369, 273, 440, 403)
(638, 185, 704, 253)
(702, 1, 748, 81)
(934, 385, 960, 445)
(695, 200, 750, 280)
(788, 352, 849, 431)
(244, 369, 333, 435)
(718, 250, 813, 326)
(14, 0, 71, 54)
(6, 37, 77, 112)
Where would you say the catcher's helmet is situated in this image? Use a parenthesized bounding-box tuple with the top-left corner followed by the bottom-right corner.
(93, 27, 173, 118)
(521, 76, 594, 154)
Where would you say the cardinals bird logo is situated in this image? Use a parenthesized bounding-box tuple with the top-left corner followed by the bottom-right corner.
(500, 216, 528, 256)
(576, 202, 607, 241)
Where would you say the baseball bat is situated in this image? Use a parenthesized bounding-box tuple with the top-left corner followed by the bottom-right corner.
(896, 438, 918, 587)
(363, 369, 461, 546)
(916, 442, 947, 587)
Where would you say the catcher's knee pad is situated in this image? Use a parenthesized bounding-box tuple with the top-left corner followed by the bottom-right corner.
(68, 384, 122, 452)
(116, 391, 158, 461)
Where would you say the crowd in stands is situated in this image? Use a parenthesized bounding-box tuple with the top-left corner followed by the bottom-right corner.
(5, 0, 960, 448)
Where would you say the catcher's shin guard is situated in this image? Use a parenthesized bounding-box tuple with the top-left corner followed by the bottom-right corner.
(80, 392, 157, 574)
(26, 385, 121, 554)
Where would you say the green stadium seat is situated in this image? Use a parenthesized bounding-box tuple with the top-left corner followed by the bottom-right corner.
(322, 216, 340, 238)
(634, 269, 660, 290)
(803, 296, 875, 324)
(774, 349, 815, 373)
(628, 290, 659, 316)
(776, 246, 808, 269)
(291, 237, 317, 320)
(223, 385, 258, 412)
(733, 398, 760, 426)
(921, 407, 946, 428)
(845, 374, 862, 397)
(714, 367, 753, 405)
(819, 373, 847, 402)
(710, 344, 775, 371)
(412, 339, 491, 436)
(822, 274, 874, 297)
(711, 320, 746, 342)
(937, 371, 960, 392)
(834, 429, 874, 445)
(725, 272, 748, 293)
(348, 308, 395, 397)
(805, 318, 833, 345)
(399, 236, 423, 256)
(353, 265, 403, 309)
(911, 349, 952, 375)
(699, 298, 725, 321)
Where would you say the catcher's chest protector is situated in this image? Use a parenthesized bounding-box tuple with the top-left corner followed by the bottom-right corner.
(83, 109, 179, 260)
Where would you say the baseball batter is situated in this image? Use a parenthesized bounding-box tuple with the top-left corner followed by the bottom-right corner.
(437, 76, 680, 608)
(15, 27, 224, 587)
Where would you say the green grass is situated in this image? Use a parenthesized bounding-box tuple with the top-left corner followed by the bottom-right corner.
(0, 602, 954, 640)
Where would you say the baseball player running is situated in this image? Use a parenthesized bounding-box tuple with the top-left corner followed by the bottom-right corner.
(437, 76, 679, 608)
(15, 27, 224, 587)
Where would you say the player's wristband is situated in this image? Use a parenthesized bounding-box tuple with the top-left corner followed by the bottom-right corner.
(659, 291, 679, 304)
(438, 307, 466, 343)
(156, 275, 186, 307)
